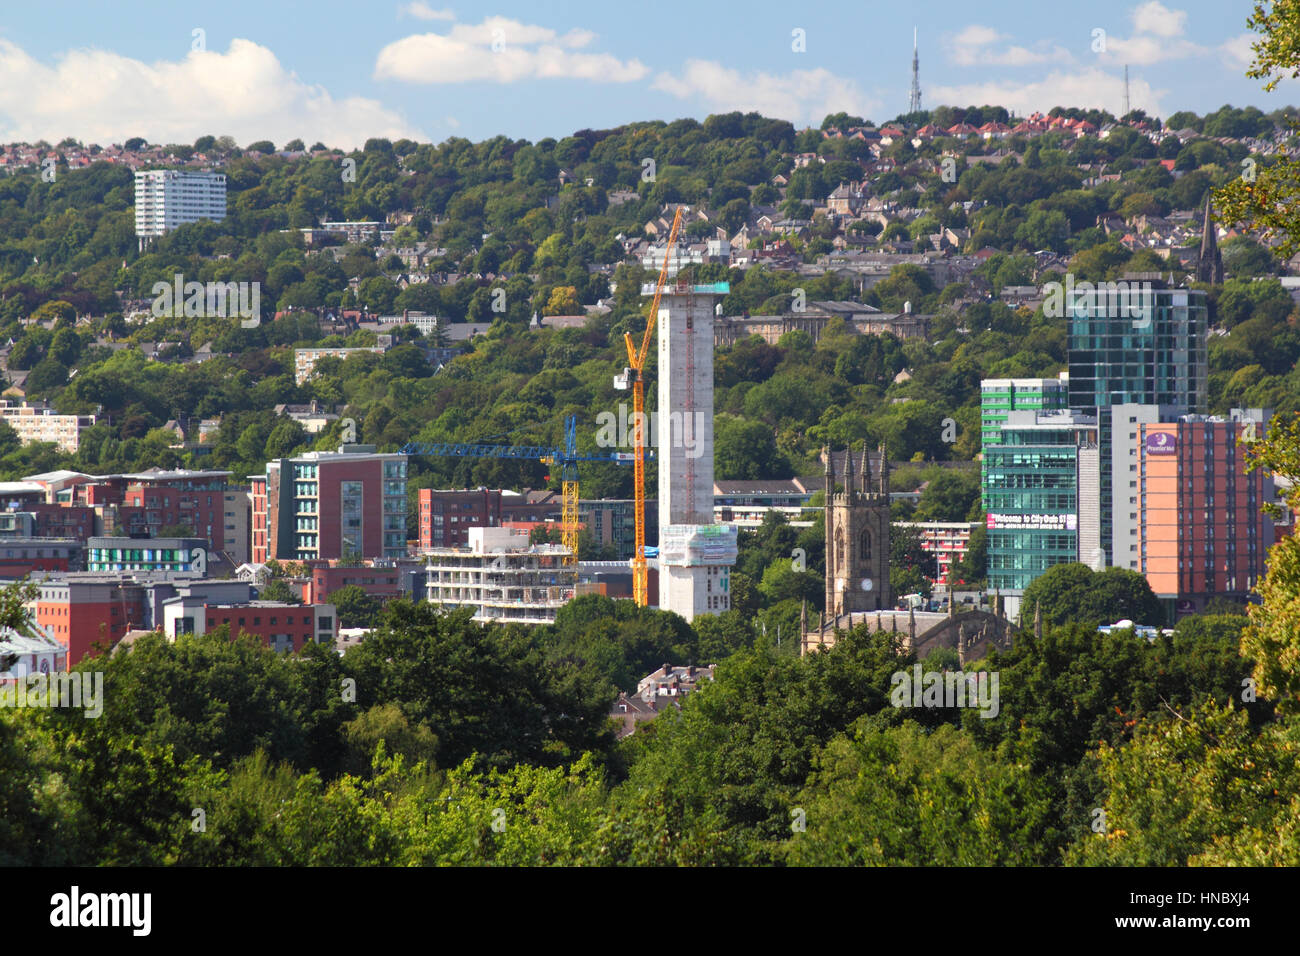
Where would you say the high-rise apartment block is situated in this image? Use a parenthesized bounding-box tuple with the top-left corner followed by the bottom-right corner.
(424, 527, 572, 625)
(134, 170, 227, 247)
(251, 447, 408, 563)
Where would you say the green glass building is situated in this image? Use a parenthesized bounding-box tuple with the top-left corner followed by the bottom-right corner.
(982, 410, 1098, 619)
(980, 376, 1069, 449)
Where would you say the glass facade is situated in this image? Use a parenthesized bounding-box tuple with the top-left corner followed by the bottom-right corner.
(982, 412, 1097, 593)
(980, 378, 1068, 449)
(1067, 285, 1208, 565)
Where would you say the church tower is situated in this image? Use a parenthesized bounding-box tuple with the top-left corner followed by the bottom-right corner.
(824, 444, 892, 624)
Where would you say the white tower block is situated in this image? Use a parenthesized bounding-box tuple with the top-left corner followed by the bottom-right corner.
(651, 281, 737, 622)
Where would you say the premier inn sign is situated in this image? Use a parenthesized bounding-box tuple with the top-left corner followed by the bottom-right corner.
(1146, 432, 1177, 455)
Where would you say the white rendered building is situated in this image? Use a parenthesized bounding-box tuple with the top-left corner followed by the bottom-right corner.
(134, 170, 227, 247)
(424, 527, 573, 626)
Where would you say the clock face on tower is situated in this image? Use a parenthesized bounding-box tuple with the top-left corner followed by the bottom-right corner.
(860, 578, 873, 592)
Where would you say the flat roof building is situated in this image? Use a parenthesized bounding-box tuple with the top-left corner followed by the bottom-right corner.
(424, 527, 573, 626)
(134, 169, 227, 247)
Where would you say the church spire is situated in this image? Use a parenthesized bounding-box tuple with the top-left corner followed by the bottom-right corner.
(1198, 195, 1223, 284)
(844, 445, 855, 497)
(860, 446, 871, 497)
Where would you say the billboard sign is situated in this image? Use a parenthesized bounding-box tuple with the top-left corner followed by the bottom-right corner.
(986, 513, 1077, 531)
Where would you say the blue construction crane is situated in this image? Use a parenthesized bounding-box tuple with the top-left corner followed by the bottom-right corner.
(401, 414, 642, 563)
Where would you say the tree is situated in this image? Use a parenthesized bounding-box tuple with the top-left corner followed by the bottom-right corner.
(1242, 411, 1300, 711)
(259, 579, 301, 604)
(543, 286, 583, 315)
(0, 578, 39, 633)
(329, 585, 382, 629)
(714, 416, 788, 480)
(950, 524, 988, 587)
(1021, 563, 1162, 629)
(1215, 3, 1300, 259)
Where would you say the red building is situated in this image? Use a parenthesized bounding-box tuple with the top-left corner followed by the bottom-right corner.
(35, 578, 148, 665)
(417, 488, 560, 550)
(252, 449, 407, 563)
(301, 560, 406, 604)
(23, 503, 96, 540)
(419, 489, 502, 549)
(162, 599, 337, 653)
(1131, 409, 1275, 617)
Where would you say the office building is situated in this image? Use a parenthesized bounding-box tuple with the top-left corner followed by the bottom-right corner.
(1067, 279, 1208, 565)
(76, 470, 248, 567)
(579, 498, 657, 559)
(982, 408, 1099, 620)
(251, 446, 408, 562)
(134, 170, 227, 247)
(980, 376, 1068, 450)
(86, 536, 208, 574)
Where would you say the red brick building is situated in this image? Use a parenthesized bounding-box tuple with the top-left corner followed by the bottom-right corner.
(162, 599, 337, 653)
(301, 560, 406, 605)
(417, 488, 560, 550)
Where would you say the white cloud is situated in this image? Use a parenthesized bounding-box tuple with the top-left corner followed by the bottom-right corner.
(1131, 1, 1187, 38)
(400, 2, 455, 20)
(1101, 32, 1204, 65)
(652, 59, 880, 127)
(1220, 32, 1257, 71)
(0, 38, 418, 149)
(1094, 2, 1205, 65)
(929, 67, 1167, 119)
(374, 17, 646, 83)
(947, 25, 1065, 67)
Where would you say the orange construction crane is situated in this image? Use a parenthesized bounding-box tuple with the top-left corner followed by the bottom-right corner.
(616, 205, 683, 606)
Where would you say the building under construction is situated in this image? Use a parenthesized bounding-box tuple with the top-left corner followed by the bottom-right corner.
(650, 282, 737, 621)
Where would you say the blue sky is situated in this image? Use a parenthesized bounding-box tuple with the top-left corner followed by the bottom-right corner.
(0, 0, 1284, 148)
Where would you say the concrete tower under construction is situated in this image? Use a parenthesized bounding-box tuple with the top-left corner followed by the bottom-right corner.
(651, 281, 737, 621)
